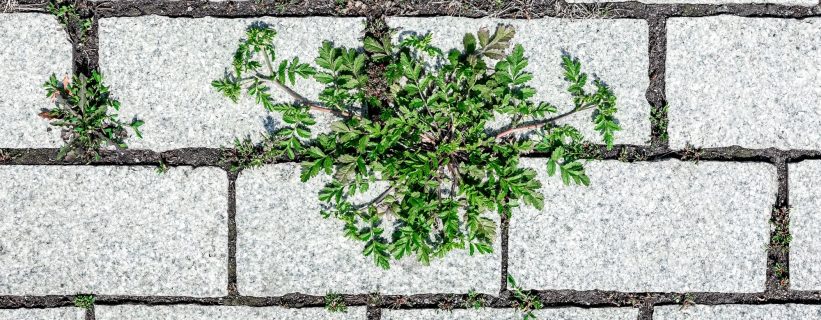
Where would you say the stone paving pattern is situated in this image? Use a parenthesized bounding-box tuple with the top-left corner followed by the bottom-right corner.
(1, 0, 820, 319)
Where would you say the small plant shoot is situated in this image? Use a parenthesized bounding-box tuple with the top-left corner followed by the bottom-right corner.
(47, 0, 92, 39)
(214, 24, 620, 269)
(73, 294, 94, 310)
(42, 71, 143, 160)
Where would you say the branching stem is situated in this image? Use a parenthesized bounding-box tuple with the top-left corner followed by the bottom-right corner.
(495, 104, 595, 139)
(260, 48, 352, 118)
(354, 186, 395, 210)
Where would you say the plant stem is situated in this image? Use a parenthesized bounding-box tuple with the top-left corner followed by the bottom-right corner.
(495, 104, 594, 139)
(260, 48, 351, 118)
(355, 186, 395, 210)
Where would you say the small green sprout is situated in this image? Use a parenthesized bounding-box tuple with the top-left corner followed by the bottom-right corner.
(508, 275, 542, 320)
(325, 292, 347, 313)
(47, 0, 92, 39)
(41, 71, 143, 160)
(155, 159, 169, 174)
(73, 294, 94, 310)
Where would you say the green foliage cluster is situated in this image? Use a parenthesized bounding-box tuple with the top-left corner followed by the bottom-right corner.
(73, 294, 94, 310)
(214, 24, 619, 269)
(42, 71, 143, 159)
(47, 0, 92, 39)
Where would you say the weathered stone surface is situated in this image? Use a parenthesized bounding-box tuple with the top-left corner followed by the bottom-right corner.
(235, 163, 500, 295)
(655, 304, 821, 319)
(387, 17, 650, 145)
(96, 305, 365, 320)
(788, 161, 821, 290)
(0, 13, 72, 148)
(509, 159, 776, 292)
(667, 16, 821, 149)
(383, 307, 638, 320)
(0, 166, 228, 296)
(99, 16, 364, 150)
(0, 308, 83, 320)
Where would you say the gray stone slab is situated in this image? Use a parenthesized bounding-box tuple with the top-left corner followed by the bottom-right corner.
(0, 166, 228, 296)
(235, 163, 500, 295)
(387, 17, 650, 145)
(667, 16, 821, 149)
(96, 305, 365, 320)
(0, 308, 84, 320)
(0, 13, 72, 148)
(509, 159, 776, 292)
(99, 16, 365, 151)
(655, 304, 821, 319)
(788, 161, 821, 290)
(567, 0, 816, 5)
(383, 307, 638, 320)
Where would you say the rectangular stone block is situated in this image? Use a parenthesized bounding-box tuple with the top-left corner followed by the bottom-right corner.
(0, 13, 72, 148)
(0, 308, 83, 320)
(96, 305, 365, 320)
(383, 307, 638, 320)
(788, 161, 821, 290)
(655, 304, 821, 319)
(0, 166, 228, 296)
(509, 159, 776, 292)
(99, 16, 364, 150)
(667, 17, 821, 149)
(235, 163, 500, 295)
(387, 17, 650, 145)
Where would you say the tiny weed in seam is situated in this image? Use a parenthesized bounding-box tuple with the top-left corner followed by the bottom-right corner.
(681, 143, 701, 163)
(155, 159, 169, 174)
(675, 292, 695, 310)
(47, 0, 92, 39)
(649, 103, 669, 143)
(771, 207, 791, 250)
(214, 24, 620, 269)
(773, 261, 789, 287)
(324, 292, 347, 313)
(507, 275, 542, 320)
(73, 294, 94, 310)
(438, 294, 457, 311)
(465, 289, 485, 309)
(41, 71, 144, 160)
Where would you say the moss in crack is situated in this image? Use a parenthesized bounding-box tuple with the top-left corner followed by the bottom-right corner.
(41, 71, 143, 160)
(213, 24, 621, 269)
(47, 0, 92, 40)
(771, 206, 792, 249)
(73, 294, 94, 310)
(465, 289, 485, 309)
(674, 292, 695, 310)
(324, 292, 347, 313)
(437, 294, 458, 311)
(773, 262, 789, 287)
(649, 103, 669, 144)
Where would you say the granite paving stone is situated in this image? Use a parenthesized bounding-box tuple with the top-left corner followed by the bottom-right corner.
(667, 16, 821, 149)
(0, 13, 72, 148)
(508, 159, 776, 292)
(0, 166, 228, 296)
